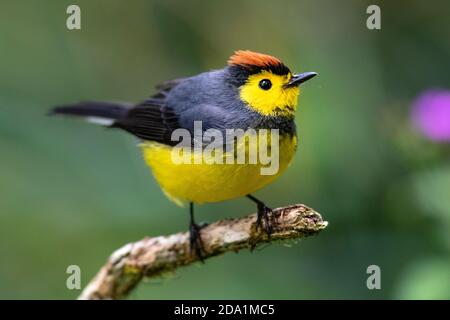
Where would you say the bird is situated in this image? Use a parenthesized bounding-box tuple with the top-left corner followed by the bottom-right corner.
(50, 50, 317, 260)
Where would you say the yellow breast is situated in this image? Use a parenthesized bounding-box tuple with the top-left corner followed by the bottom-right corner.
(141, 134, 297, 205)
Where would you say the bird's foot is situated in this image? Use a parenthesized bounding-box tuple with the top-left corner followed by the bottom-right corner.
(256, 202, 274, 238)
(189, 222, 206, 262)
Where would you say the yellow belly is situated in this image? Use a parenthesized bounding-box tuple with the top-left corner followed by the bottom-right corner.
(141, 134, 297, 205)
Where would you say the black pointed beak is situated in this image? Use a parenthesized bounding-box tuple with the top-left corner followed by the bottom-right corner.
(285, 72, 317, 88)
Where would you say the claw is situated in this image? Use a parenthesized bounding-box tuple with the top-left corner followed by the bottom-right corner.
(189, 222, 205, 262)
(247, 195, 274, 239)
(256, 202, 273, 238)
(188, 202, 206, 262)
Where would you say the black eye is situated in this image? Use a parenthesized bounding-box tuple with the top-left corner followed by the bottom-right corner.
(258, 79, 272, 90)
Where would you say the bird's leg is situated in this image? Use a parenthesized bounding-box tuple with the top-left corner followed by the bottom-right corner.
(189, 202, 205, 262)
(246, 194, 273, 237)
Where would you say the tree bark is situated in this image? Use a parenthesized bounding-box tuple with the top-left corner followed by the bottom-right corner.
(79, 204, 327, 300)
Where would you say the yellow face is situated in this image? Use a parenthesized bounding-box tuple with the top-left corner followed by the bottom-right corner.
(239, 70, 300, 116)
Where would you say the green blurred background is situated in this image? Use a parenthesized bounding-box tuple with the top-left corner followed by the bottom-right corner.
(1, 0, 449, 299)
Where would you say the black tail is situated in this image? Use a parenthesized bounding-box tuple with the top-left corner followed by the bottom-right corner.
(50, 101, 131, 126)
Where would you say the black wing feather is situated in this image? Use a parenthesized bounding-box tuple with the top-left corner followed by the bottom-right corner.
(51, 78, 185, 146)
(113, 100, 180, 146)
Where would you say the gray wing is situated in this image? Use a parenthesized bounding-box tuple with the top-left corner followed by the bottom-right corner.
(165, 70, 247, 132)
(113, 71, 238, 145)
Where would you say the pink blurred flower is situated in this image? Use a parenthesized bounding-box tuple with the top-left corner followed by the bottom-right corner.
(411, 89, 450, 142)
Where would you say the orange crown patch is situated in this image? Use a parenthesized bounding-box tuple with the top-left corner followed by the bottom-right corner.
(227, 50, 289, 74)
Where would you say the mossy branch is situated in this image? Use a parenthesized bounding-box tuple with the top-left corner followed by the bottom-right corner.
(78, 204, 327, 300)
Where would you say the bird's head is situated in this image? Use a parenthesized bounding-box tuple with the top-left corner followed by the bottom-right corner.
(226, 50, 317, 117)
